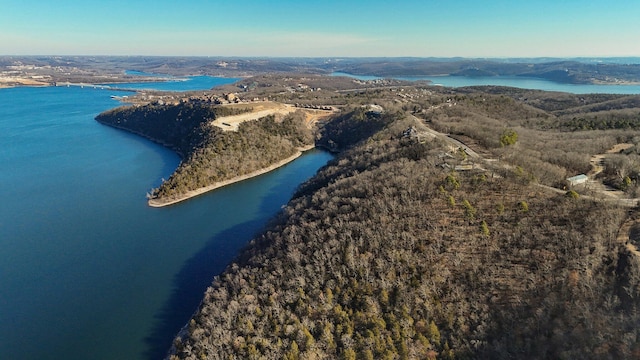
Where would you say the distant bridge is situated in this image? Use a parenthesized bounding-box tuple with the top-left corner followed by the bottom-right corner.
(54, 82, 138, 93)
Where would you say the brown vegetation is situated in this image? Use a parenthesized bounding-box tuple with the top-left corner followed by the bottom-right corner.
(167, 111, 640, 360)
(95, 76, 640, 359)
(96, 101, 314, 204)
(410, 91, 640, 190)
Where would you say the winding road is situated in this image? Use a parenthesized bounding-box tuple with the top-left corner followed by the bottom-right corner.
(408, 113, 640, 208)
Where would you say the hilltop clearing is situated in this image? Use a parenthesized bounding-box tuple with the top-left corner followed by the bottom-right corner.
(211, 102, 335, 132)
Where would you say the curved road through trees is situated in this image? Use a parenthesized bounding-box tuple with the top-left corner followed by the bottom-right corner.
(408, 113, 639, 207)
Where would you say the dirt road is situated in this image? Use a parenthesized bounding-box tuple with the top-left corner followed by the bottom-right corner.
(212, 101, 335, 131)
(212, 102, 297, 131)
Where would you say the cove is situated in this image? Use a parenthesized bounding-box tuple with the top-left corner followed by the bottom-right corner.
(0, 85, 332, 360)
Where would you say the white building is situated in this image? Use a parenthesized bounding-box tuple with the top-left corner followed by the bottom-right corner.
(566, 174, 588, 187)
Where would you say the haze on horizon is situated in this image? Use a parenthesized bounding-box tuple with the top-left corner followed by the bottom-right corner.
(1, 0, 639, 58)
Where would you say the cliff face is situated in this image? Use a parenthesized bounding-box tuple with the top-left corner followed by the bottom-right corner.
(96, 101, 314, 204)
(166, 111, 640, 359)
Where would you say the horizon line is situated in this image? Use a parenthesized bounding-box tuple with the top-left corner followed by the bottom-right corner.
(2, 55, 640, 60)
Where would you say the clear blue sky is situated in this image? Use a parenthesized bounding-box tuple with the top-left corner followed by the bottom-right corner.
(1, 0, 639, 57)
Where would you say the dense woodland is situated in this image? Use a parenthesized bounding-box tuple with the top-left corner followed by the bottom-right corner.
(96, 76, 640, 359)
(166, 110, 640, 359)
(152, 108, 638, 359)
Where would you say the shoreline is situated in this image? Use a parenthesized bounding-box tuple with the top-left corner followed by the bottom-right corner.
(148, 144, 316, 208)
(0, 82, 50, 89)
(0, 73, 241, 90)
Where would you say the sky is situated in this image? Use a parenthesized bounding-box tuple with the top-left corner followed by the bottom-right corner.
(1, 0, 639, 57)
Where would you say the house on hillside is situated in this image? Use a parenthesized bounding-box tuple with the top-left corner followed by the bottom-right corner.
(566, 174, 588, 187)
(402, 126, 418, 138)
(364, 104, 384, 115)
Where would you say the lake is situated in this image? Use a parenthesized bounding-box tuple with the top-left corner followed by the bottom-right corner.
(332, 72, 640, 94)
(103, 71, 241, 92)
(0, 79, 332, 360)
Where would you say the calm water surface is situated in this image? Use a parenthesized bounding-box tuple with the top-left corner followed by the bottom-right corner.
(0, 84, 331, 360)
(108, 71, 240, 92)
(332, 72, 640, 94)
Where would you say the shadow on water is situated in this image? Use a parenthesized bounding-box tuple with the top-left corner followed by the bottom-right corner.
(143, 173, 305, 360)
(143, 218, 268, 359)
(106, 126, 182, 177)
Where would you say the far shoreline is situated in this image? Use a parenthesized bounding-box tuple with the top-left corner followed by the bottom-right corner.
(148, 144, 316, 208)
(0, 73, 242, 91)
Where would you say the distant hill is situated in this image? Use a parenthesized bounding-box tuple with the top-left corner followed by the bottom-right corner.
(4, 56, 640, 85)
(333, 59, 640, 84)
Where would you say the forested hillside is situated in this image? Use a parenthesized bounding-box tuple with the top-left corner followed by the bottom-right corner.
(94, 76, 640, 359)
(167, 110, 640, 359)
(407, 89, 640, 191)
(96, 102, 314, 204)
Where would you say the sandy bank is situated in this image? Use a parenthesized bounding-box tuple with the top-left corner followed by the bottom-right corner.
(148, 144, 316, 207)
(0, 76, 50, 88)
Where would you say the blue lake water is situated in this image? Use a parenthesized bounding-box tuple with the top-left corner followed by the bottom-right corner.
(104, 72, 240, 92)
(0, 84, 332, 360)
(332, 72, 640, 95)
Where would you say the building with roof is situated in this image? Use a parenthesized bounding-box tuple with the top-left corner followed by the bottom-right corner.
(566, 174, 588, 187)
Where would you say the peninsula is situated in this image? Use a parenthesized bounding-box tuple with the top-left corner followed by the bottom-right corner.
(96, 99, 333, 207)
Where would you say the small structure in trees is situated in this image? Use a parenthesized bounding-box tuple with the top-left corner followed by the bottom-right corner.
(402, 126, 418, 138)
(566, 174, 588, 187)
(364, 104, 384, 115)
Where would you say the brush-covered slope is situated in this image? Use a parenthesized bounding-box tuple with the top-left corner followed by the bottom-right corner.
(167, 111, 640, 359)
